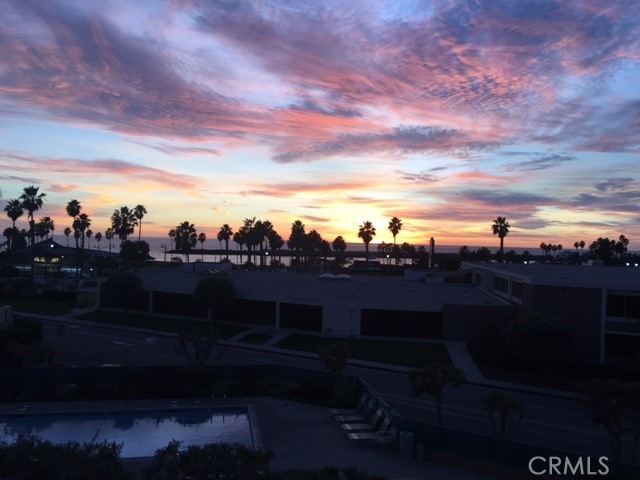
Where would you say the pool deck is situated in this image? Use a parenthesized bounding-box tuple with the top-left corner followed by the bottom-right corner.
(0, 396, 501, 480)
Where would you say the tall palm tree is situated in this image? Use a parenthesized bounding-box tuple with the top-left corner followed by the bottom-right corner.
(491, 216, 511, 262)
(198, 232, 207, 261)
(175, 221, 197, 262)
(288, 219, 306, 267)
(66, 199, 81, 219)
(217, 224, 233, 260)
(19, 186, 46, 246)
(105, 228, 114, 252)
(388, 216, 402, 244)
(95, 231, 103, 251)
(66, 199, 82, 247)
(168, 228, 176, 251)
(233, 231, 244, 265)
(39, 216, 55, 239)
(358, 221, 376, 270)
(133, 204, 147, 241)
(111, 206, 138, 241)
(86, 229, 93, 249)
(63, 227, 72, 247)
(4, 199, 23, 251)
(73, 214, 91, 249)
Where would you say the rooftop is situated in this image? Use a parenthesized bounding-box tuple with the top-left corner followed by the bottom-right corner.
(138, 270, 509, 310)
(463, 262, 640, 290)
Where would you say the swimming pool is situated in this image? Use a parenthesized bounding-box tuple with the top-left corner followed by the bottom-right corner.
(0, 407, 257, 458)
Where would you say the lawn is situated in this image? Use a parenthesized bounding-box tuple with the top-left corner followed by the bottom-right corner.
(274, 334, 452, 368)
(75, 310, 248, 340)
(9, 297, 77, 315)
(237, 333, 273, 345)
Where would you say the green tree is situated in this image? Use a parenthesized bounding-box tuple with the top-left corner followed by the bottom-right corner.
(177, 277, 236, 366)
(19, 185, 46, 246)
(175, 221, 197, 262)
(99, 272, 146, 311)
(503, 312, 572, 373)
(318, 342, 349, 372)
(575, 379, 640, 463)
(134, 204, 147, 241)
(482, 390, 524, 439)
(408, 362, 465, 427)
(357, 221, 376, 270)
(491, 216, 510, 262)
(120, 240, 151, 263)
(0, 435, 127, 480)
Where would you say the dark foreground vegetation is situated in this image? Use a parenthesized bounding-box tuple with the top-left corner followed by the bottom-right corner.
(0, 436, 388, 480)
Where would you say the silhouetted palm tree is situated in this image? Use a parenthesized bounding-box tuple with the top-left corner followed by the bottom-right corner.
(217, 224, 233, 261)
(63, 227, 72, 247)
(134, 204, 147, 241)
(73, 213, 91, 249)
(198, 232, 206, 261)
(111, 206, 137, 241)
(4, 199, 23, 250)
(19, 186, 46, 246)
(105, 228, 114, 252)
(233, 231, 244, 265)
(95, 231, 103, 251)
(168, 228, 176, 251)
(175, 221, 197, 262)
(491, 216, 510, 262)
(388, 216, 402, 245)
(39, 216, 55, 239)
(267, 230, 284, 264)
(358, 221, 376, 270)
(288, 219, 306, 267)
(86, 229, 93, 249)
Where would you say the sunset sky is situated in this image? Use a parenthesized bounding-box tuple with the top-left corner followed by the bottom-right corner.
(1, 0, 639, 248)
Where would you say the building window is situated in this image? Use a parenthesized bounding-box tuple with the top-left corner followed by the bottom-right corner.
(492, 275, 508, 294)
(512, 281, 522, 299)
(607, 294, 640, 320)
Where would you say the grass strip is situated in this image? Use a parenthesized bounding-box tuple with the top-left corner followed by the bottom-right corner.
(274, 334, 451, 368)
(10, 298, 76, 315)
(74, 310, 247, 339)
(237, 333, 273, 345)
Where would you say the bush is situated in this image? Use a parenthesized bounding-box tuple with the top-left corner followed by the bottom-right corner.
(318, 342, 349, 372)
(99, 272, 147, 311)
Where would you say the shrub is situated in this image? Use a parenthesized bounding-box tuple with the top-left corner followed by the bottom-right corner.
(318, 342, 349, 373)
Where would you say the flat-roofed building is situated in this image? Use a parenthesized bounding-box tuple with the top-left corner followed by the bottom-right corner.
(137, 270, 513, 341)
(463, 262, 640, 365)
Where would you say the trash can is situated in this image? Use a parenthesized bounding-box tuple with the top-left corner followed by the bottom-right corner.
(399, 431, 414, 460)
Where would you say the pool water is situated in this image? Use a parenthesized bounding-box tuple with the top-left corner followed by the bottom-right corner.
(0, 408, 253, 458)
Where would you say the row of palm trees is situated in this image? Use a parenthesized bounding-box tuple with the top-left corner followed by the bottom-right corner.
(165, 217, 406, 268)
(2, 185, 149, 254)
(3, 185, 515, 265)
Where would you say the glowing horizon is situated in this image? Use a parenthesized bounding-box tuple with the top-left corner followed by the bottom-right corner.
(1, 1, 638, 250)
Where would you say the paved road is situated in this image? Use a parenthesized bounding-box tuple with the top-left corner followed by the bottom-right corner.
(39, 317, 621, 461)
